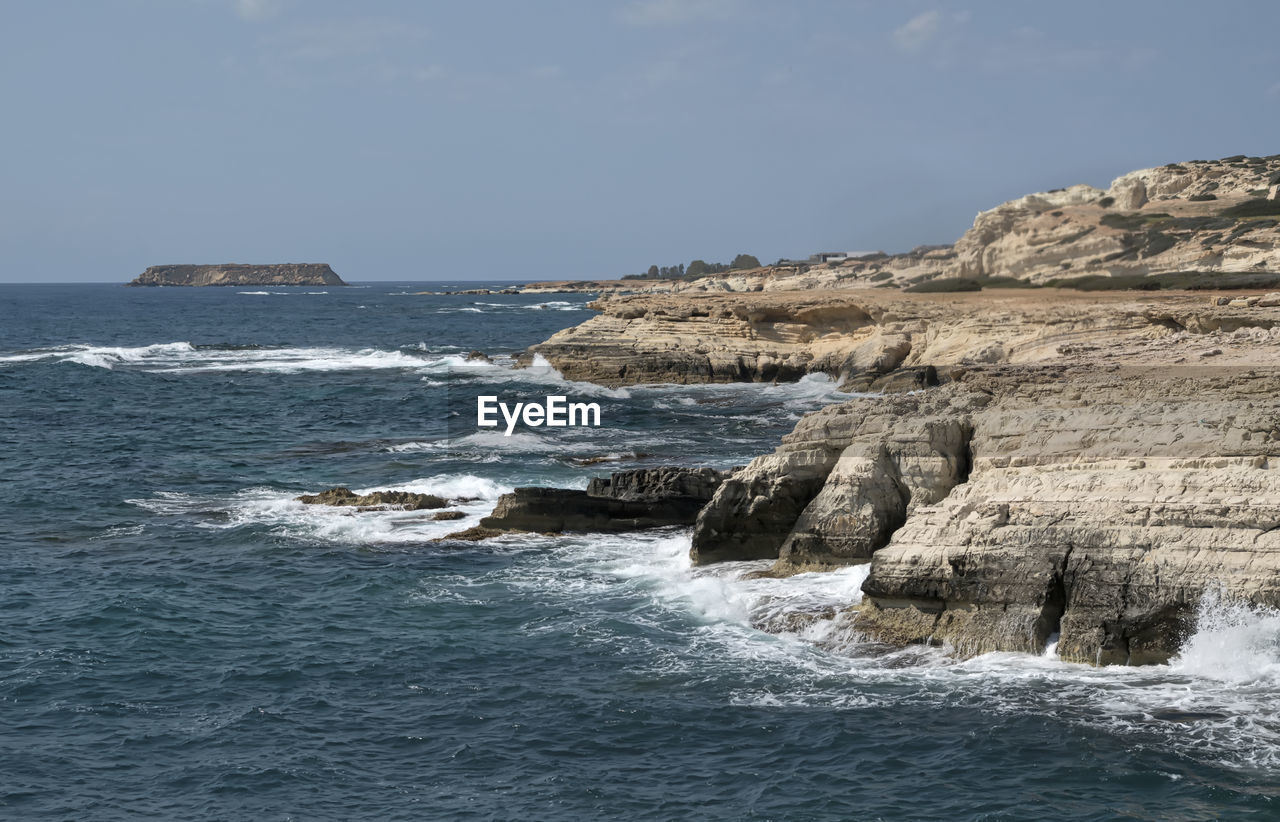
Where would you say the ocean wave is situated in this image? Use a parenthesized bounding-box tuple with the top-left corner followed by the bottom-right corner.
(128, 474, 512, 546)
(235, 289, 327, 295)
(526, 301, 587, 311)
(386, 430, 554, 453)
(1172, 587, 1280, 683)
(0, 341, 497, 373)
(485, 530, 1280, 772)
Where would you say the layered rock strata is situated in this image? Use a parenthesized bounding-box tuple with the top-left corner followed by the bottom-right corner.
(518, 154, 1280, 294)
(531, 289, 1280, 386)
(690, 367, 1280, 665)
(128, 263, 345, 287)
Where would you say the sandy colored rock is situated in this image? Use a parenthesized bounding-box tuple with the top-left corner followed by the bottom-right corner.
(690, 367, 1280, 665)
(520, 154, 1280, 295)
(531, 288, 1280, 386)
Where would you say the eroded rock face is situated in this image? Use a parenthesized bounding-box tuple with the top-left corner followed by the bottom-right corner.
(296, 487, 448, 510)
(518, 154, 1280, 294)
(691, 367, 1280, 665)
(691, 388, 983, 566)
(531, 289, 1280, 386)
(778, 416, 972, 567)
(476, 467, 729, 535)
(128, 264, 345, 287)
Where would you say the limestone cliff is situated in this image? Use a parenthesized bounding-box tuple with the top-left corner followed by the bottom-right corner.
(520, 153, 1280, 294)
(127, 263, 346, 287)
(691, 367, 1280, 665)
(530, 287, 1280, 666)
(531, 289, 1280, 386)
(520, 152, 1280, 667)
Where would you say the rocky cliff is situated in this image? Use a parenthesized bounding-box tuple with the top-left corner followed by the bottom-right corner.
(527, 286, 1280, 665)
(127, 263, 346, 287)
(521, 152, 1280, 667)
(691, 366, 1280, 665)
(520, 153, 1280, 294)
(531, 288, 1280, 386)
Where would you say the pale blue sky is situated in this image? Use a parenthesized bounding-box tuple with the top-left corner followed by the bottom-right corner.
(2, 0, 1278, 282)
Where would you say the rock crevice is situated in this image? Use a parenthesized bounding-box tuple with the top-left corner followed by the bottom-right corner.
(691, 368, 1280, 665)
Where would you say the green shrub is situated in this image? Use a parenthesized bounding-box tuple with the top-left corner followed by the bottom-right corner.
(1100, 212, 1173, 230)
(1143, 231, 1178, 256)
(1045, 271, 1280, 291)
(980, 276, 1041, 289)
(1166, 215, 1234, 231)
(903, 276, 1042, 292)
(1221, 199, 1280, 218)
(904, 278, 983, 293)
(1188, 193, 1217, 202)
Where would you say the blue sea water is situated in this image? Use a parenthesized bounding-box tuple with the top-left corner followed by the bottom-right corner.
(2, 282, 1279, 820)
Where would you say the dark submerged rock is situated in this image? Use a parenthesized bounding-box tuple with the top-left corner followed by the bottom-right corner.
(297, 487, 448, 511)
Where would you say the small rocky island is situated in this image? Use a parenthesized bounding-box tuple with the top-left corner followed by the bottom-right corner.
(127, 263, 346, 287)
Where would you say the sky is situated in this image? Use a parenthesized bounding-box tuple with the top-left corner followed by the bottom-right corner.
(2, 1, 1278, 283)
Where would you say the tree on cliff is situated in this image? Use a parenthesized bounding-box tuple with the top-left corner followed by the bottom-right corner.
(646, 265, 660, 278)
(687, 260, 710, 277)
(730, 254, 761, 269)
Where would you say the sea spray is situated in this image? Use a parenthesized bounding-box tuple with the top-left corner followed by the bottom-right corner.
(1173, 586, 1280, 683)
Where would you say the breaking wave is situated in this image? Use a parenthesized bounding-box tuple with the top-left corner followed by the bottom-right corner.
(127, 474, 512, 546)
(485, 531, 1280, 772)
(0, 342, 499, 374)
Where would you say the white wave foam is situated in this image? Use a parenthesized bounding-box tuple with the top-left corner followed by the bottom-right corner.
(387, 431, 554, 453)
(129, 474, 512, 546)
(1172, 588, 1280, 683)
(0, 340, 493, 373)
(526, 301, 586, 311)
(0, 342, 198, 370)
(489, 531, 1280, 771)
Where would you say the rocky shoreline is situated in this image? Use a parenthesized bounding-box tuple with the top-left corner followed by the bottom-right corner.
(529, 288, 1280, 387)
(504, 287, 1280, 667)
(516, 153, 1280, 295)
(464, 152, 1280, 667)
(691, 365, 1280, 665)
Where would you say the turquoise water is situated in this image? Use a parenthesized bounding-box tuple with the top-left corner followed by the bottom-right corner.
(2, 283, 1279, 820)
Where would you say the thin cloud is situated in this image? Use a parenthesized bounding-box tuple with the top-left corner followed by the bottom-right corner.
(892, 10, 941, 53)
(233, 0, 282, 22)
(620, 0, 744, 27)
(264, 19, 430, 61)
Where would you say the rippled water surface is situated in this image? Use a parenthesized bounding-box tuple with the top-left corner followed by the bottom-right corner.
(2, 283, 1279, 820)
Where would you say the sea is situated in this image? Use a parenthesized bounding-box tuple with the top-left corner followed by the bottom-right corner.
(2, 282, 1279, 820)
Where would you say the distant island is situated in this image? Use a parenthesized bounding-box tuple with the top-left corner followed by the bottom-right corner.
(127, 263, 346, 287)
